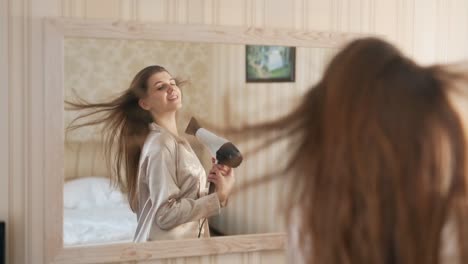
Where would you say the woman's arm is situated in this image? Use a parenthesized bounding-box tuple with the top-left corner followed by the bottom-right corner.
(146, 141, 221, 231)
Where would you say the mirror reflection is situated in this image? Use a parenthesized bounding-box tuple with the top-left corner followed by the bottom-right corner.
(63, 37, 335, 246)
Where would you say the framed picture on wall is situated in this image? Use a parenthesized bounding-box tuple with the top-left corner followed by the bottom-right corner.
(246, 45, 296, 82)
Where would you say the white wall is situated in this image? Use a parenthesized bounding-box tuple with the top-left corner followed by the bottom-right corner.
(3, 0, 468, 263)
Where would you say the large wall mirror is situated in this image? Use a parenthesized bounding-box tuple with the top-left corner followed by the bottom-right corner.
(44, 17, 364, 263)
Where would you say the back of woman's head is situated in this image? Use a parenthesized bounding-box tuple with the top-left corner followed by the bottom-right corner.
(246, 38, 467, 264)
(66, 65, 169, 212)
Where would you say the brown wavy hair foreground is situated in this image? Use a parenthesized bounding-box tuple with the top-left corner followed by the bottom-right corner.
(237, 37, 468, 264)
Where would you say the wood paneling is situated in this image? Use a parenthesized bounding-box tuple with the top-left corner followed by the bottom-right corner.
(9, 1, 28, 263)
(85, 0, 120, 19)
(264, 0, 295, 28)
(0, 1, 9, 264)
(144, 0, 189, 24)
(51, 234, 284, 264)
(217, 0, 247, 26)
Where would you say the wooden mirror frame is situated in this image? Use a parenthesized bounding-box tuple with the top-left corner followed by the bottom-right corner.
(43, 17, 364, 264)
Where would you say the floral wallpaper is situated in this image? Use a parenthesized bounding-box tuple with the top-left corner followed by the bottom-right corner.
(64, 38, 214, 142)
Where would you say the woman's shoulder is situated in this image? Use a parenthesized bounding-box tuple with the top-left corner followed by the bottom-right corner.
(144, 130, 179, 157)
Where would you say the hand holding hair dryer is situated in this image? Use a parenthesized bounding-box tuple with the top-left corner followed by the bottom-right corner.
(185, 117, 243, 194)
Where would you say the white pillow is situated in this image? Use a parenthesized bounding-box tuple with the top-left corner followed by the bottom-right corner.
(64, 177, 126, 209)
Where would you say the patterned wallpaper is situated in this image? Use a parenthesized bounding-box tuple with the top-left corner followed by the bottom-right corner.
(64, 38, 213, 142)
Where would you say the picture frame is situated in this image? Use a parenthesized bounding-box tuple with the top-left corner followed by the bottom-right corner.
(246, 45, 296, 82)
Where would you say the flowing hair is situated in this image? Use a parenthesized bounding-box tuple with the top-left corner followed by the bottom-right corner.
(66, 65, 169, 212)
(235, 37, 468, 264)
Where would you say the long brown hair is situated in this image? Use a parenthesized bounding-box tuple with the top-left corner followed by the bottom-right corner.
(239, 38, 468, 263)
(66, 65, 168, 212)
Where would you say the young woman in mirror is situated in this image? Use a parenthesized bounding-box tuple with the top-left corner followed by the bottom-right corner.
(67, 66, 235, 241)
(241, 37, 468, 263)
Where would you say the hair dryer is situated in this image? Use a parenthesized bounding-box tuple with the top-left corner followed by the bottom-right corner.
(185, 117, 243, 194)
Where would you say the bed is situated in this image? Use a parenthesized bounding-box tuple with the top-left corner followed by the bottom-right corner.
(63, 141, 137, 246)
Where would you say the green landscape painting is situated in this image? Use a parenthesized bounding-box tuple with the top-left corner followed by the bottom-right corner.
(246, 45, 295, 82)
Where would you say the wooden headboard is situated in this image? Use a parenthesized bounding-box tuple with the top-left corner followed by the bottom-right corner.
(64, 141, 109, 181)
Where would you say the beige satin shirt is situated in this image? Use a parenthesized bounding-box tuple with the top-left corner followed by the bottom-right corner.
(133, 123, 221, 242)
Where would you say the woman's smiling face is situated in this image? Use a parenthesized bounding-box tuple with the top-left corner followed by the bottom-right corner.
(140, 71, 182, 114)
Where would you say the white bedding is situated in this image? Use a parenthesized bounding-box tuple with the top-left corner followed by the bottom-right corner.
(63, 177, 138, 246)
(64, 204, 137, 245)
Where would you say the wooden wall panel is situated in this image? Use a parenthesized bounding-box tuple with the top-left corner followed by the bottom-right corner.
(187, 0, 206, 24)
(137, 0, 168, 22)
(217, 0, 248, 26)
(264, 0, 295, 28)
(9, 1, 28, 263)
(85, 0, 120, 19)
(446, 0, 468, 62)
(413, 0, 438, 64)
(0, 1, 9, 264)
(374, 0, 398, 38)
